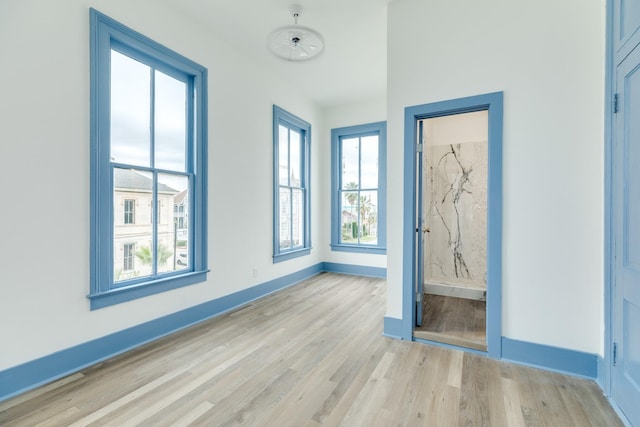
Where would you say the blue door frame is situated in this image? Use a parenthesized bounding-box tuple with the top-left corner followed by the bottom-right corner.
(402, 92, 504, 359)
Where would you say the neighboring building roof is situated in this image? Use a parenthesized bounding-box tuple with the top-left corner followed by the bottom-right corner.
(342, 210, 356, 220)
(174, 189, 188, 204)
(114, 168, 178, 193)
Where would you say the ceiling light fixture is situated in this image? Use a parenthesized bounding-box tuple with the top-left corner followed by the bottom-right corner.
(267, 4, 324, 62)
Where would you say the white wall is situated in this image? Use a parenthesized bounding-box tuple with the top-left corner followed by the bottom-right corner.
(387, 0, 605, 354)
(0, 0, 605, 374)
(0, 0, 324, 371)
(320, 97, 388, 268)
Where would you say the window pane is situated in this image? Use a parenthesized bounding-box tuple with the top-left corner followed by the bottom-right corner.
(124, 199, 135, 224)
(292, 189, 303, 248)
(114, 168, 153, 282)
(341, 137, 359, 189)
(110, 50, 151, 167)
(359, 190, 378, 245)
(360, 135, 379, 189)
(158, 174, 189, 273)
(290, 130, 301, 187)
(279, 188, 291, 249)
(341, 191, 358, 244)
(279, 125, 289, 185)
(155, 71, 187, 172)
(123, 243, 135, 271)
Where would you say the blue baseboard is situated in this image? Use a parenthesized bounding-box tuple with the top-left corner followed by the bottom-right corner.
(0, 263, 324, 403)
(383, 316, 403, 339)
(501, 337, 598, 379)
(597, 355, 606, 390)
(322, 262, 386, 278)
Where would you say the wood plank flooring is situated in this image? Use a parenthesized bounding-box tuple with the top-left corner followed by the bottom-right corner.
(0, 272, 623, 426)
(414, 294, 487, 351)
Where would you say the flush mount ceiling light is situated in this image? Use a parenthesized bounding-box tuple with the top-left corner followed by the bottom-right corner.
(267, 4, 324, 62)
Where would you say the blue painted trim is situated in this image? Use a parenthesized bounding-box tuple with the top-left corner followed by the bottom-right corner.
(273, 248, 311, 263)
(88, 270, 209, 310)
(329, 244, 387, 255)
(603, 0, 614, 398)
(89, 9, 208, 309)
(402, 92, 504, 358)
(607, 396, 634, 427)
(322, 262, 386, 278)
(383, 316, 403, 339)
(401, 105, 417, 341)
(272, 105, 312, 262)
(0, 263, 323, 403)
(597, 355, 606, 390)
(501, 338, 598, 379)
(330, 121, 387, 254)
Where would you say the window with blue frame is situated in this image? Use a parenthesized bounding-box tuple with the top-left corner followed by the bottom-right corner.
(123, 199, 135, 224)
(273, 105, 311, 262)
(89, 9, 208, 309)
(331, 122, 386, 254)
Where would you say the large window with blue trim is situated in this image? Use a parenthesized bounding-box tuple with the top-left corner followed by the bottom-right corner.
(89, 9, 208, 309)
(331, 122, 386, 254)
(273, 106, 311, 262)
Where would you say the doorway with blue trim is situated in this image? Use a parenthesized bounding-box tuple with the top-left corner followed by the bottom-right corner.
(402, 92, 503, 359)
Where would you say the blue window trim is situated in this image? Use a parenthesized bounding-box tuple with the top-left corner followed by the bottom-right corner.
(330, 121, 387, 254)
(89, 9, 208, 310)
(272, 105, 311, 263)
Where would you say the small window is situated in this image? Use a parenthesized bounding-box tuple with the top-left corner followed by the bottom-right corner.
(331, 122, 386, 254)
(89, 9, 208, 309)
(273, 106, 311, 262)
(123, 243, 135, 271)
(124, 199, 135, 224)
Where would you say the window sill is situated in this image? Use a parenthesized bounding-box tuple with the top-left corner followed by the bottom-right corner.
(273, 247, 311, 263)
(330, 244, 387, 255)
(88, 270, 209, 310)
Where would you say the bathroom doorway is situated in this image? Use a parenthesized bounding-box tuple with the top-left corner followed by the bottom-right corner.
(403, 92, 502, 357)
(413, 111, 488, 351)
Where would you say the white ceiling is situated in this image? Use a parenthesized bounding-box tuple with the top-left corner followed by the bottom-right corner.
(164, 0, 389, 108)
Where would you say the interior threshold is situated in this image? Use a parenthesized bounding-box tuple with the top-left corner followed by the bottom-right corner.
(413, 330, 487, 352)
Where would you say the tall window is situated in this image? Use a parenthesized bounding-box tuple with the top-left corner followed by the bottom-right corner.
(123, 243, 135, 271)
(89, 9, 208, 309)
(331, 122, 386, 254)
(273, 105, 311, 262)
(124, 199, 135, 224)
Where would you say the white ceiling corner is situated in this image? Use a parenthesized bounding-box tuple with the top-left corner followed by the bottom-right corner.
(163, 0, 389, 108)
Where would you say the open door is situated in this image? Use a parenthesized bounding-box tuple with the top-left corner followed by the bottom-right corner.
(415, 121, 425, 327)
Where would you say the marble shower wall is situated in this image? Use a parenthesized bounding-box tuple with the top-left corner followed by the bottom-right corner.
(423, 117, 487, 289)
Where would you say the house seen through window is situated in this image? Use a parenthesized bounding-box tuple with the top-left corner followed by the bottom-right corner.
(273, 106, 311, 262)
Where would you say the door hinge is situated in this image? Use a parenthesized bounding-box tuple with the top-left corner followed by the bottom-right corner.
(613, 342, 618, 366)
(416, 143, 423, 153)
(416, 292, 422, 303)
(613, 93, 619, 114)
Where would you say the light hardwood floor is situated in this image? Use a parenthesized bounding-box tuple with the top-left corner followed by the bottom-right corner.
(0, 273, 623, 426)
(414, 294, 487, 351)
